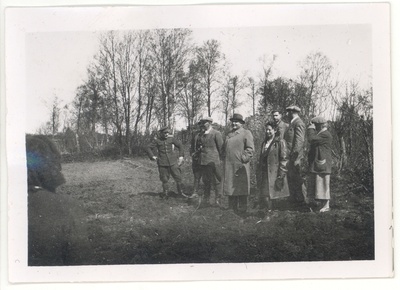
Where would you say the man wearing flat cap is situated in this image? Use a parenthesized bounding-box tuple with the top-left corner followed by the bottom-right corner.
(284, 105, 307, 205)
(147, 126, 186, 199)
(193, 116, 223, 206)
(307, 116, 333, 212)
(222, 113, 254, 216)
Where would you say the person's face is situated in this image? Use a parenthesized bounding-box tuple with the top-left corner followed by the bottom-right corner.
(265, 125, 275, 139)
(272, 112, 281, 123)
(287, 110, 294, 120)
(161, 131, 169, 138)
(231, 120, 243, 131)
(315, 123, 324, 131)
(203, 121, 211, 130)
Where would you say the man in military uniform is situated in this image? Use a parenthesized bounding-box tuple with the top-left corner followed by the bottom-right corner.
(283, 105, 307, 205)
(147, 126, 186, 199)
(272, 109, 289, 139)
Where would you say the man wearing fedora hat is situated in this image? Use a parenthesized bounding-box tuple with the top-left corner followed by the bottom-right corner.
(307, 116, 333, 212)
(222, 113, 254, 216)
(147, 126, 186, 199)
(284, 105, 307, 206)
(193, 116, 223, 206)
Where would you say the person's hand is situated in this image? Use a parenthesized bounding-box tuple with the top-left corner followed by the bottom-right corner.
(151, 156, 158, 161)
(241, 153, 250, 164)
(178, 156, 184, 166)
(275, 176, 284, 191)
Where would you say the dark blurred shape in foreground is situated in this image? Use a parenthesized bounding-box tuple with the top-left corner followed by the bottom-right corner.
(26, 135, 91, 266)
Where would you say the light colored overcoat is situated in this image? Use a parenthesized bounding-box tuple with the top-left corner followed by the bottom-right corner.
(222, 127, 254, 196)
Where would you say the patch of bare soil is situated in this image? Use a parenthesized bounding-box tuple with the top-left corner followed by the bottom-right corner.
(59, 158, 374, 265)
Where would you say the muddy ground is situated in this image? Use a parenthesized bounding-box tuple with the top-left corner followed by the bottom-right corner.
(58, 158, 374, 265)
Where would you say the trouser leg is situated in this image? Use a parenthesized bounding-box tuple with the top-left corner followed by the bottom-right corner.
(158, 166, 170, 198)
(237, 195, 248, 214)
(213, 165, 222, 199)
(228, 196, 238, 211)
(287, 161, 306, 203)
(170, 164, 184, 195)
(192, 163, 201, 194)
(202, 165, 212, 199)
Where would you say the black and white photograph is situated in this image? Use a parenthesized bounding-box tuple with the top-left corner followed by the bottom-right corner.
(2, 1, 393, 287)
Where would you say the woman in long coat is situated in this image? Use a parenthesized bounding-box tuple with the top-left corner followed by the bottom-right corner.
(222, 113, 254, 215)
(257, 122, 290, 211)
(307, 116, 333, 212)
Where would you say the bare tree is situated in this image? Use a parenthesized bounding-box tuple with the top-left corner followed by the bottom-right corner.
(49, 95, 61, 136)
(133, 30, 151, 136)
(230, 75, 245, 115)
(149, 29, 193, 128)
(297, 51, 336, 117)
(116, 32, 138, 154)
(196, 39, 223, 117)
(176, 59, 205, 132)
(257, 54, 276, 115)
(247, 77, 257, 117)
(97, 31, 124, 147)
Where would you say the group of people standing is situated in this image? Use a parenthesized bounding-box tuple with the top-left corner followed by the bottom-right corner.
(147, 105, 333, 216)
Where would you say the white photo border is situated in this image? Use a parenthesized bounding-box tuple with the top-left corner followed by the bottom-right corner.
(3, 2, 392, 284)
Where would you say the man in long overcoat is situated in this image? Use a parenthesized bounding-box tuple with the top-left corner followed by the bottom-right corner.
(147, 126, 185, 199)
(283, 105, 307, 205)
(222, 113, 254, 215)
(196, 116, 223, 206)
(307, 116, 333, 212)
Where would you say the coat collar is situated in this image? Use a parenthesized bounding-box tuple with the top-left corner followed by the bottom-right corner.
(227, 126, 244, 138)
(290, 115, 299, 123)
(204, 127, 213, 134)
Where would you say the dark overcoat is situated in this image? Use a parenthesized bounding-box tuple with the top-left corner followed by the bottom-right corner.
(307, 127, 333, 174)
(28, 189, 90, 266)
(222, 127, 254, 196)
(147, 136, 184, 166)
(257, 137, 290, 199)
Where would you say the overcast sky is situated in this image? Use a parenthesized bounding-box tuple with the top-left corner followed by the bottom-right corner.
(20, 5, 374, 133)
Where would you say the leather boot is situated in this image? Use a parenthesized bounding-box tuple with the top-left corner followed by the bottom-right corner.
(177, 183, 189, 198)
(160, 183, 169, 199)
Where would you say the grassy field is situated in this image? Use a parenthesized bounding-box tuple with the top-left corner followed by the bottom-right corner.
(58, 157, 374, 265)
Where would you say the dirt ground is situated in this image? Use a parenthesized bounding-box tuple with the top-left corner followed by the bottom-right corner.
(58, 158, 374, 265)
